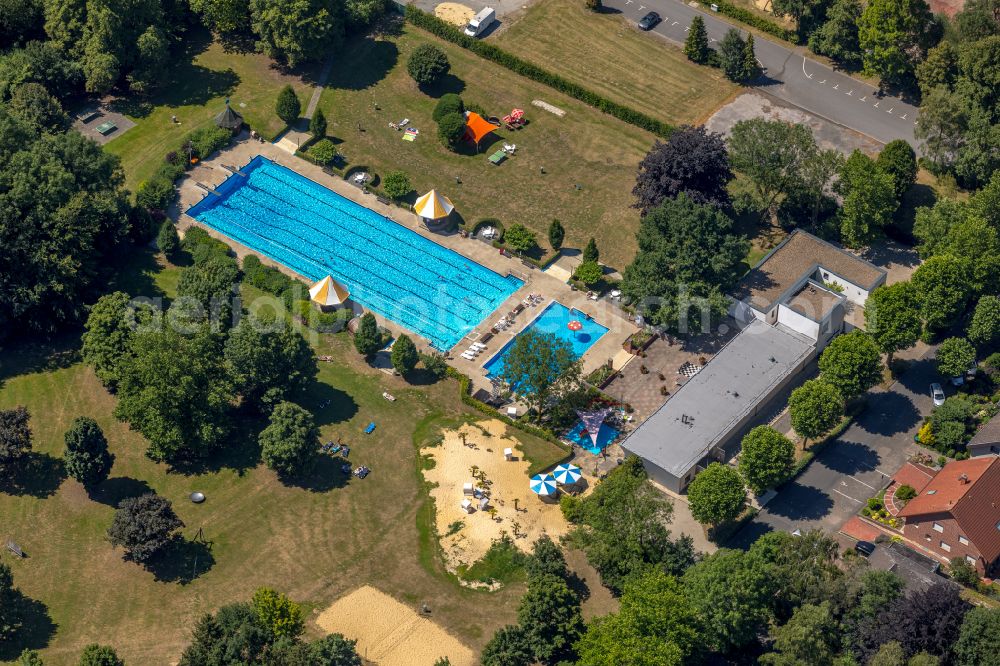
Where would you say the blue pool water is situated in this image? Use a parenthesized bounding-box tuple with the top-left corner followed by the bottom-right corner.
(483, 301, 609, 378)
(566, 420, 620, 455)
(186, 156, 522, 350)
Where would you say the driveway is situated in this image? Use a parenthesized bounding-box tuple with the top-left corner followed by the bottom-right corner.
(601, 0, 919, 144)
(728, 344, 938, 548)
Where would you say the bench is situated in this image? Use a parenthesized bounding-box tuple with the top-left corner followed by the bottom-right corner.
(76, 110, 100, 123)
(376, 195, 392, 206)
(95, 121, 118, 136)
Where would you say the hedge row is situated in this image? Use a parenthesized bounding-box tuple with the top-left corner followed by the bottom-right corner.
(137, 126, 234, 213)
(242, 254, 351, 332)
(708, 0, 798, 43)
(404, 6, 674, 139)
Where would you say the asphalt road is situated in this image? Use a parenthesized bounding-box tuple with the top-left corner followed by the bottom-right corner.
(729, 347, 938, 548)
(603, 0, 919, 144)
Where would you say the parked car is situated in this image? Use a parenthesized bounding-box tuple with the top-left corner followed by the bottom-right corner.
(950, 375, 965, 387)
(930, 382, 945, 407)
(638, 11, 661, 30)
(855, 540, 876, 558)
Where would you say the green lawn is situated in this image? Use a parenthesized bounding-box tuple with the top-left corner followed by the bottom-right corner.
(103, 29, 315, 192)
(315, 23, 654, 271)
(0, 251, 568, 665)
(496, 0, 738, 127)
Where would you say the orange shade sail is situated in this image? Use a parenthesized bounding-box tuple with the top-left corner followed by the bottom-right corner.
(463, 112, 498, 145)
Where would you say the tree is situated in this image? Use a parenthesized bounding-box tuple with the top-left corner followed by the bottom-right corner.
(498, 331, 579, 421)
(818, 329, 883, 398)
(309, 107, 327, 139)
(115, 327, 232, 461)
(621, 194, 748, 334)
(632, 125, 732, 214)
(865, 283, 923, 365)
(565, 457, 695, 594)
(687, 462, 746, 525)
(407, 43, 450, 85)
(382, 170, 411, 200)
(250, 0, 345, 66)
(63, 416, 113, 488)
(432, 93, 464, 121)
(548, 219, 564, 250)
(251, 587, 304, 638)
(728, 118, 817, 221)
(684, 15, 710, 63)
(740, 33, 760, 81)
(857, 0, 936, 86)
(581, 237, 599, 263)
(915, 86, 968, 175)
(968, 296, 1000, 348)
(310, 633, 362, 665)
(224, 313, 318, 411)
(788, 379, 844, 446)
(954, 607, 1000, 666)
(179, 602, 274, 665)
(808, 0, 863, 68)
(525, 535, 568, 582)
(275, 84, 301, 124)
(436, 111, 466, 150)
(82, 292, 142, 390)
(107, 492, 184, 563)
(575, 570, 700, 666)
(1, 561, 23, 641)
(760, 602, 839, 666)
(936, 337, 976, 378)
(847, 569, 905, 624)
(157, 220, 179, 258)
(481, 625, 533, 666)
(390, 334, 418, 375)
(911, 255, 972, 333)
(190, 0, 251, 33)
(574, 261, 603, 286)
(682, 549, 776, 652)
(747, 530, 843, 618)
(517, 574, 584, 664)
(176, 256, 240, 328)
(0, 406, 32, 472)
(504, 224, 537, 253)
(8, 82, 69, 131)
(18, 650, 44, 666)
(259, 401, 319, 478)
(78, 645, 123, 666)
(837, 150, 898, 248)
(878, 139, 918, 198)
(353, 312, 380, 357)
(738, 426, 794, 494)
(797, 147, 844, 226)
(309, 138, 337, 164)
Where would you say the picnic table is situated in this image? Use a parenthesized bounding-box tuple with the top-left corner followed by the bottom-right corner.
(488, 150, 507, 165)
(95, 121, 118, 136)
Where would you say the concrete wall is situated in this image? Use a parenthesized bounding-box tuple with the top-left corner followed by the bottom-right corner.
(814, 267, 875, 307)
(777, 305, 820, 340)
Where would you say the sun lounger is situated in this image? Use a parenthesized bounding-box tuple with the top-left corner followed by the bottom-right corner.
(471, 342, 487, 350)
(461, 351, 477, 360)
(383, 392, 396, 402)
(365, 422, 376, 434)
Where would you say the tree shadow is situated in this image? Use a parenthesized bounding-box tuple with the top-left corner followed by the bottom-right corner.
(896, 357, 938, 394)
(145, 536, 216, 585)
(327, 37, 399, 91)
(307, 381, 360, 427)
(0, 453, 66, 498)
(724, 520, 775, 550)
(217, 31, 258, 55)
(890, 183, 937, 243)
(278, 453, 351, 493)
(0, 592, 57, 661)
(855, 391, 920, 436)
(0, 334, 82, 390)
(566, 570, 591, 603)
(167, 412, 265, 477)
(420, 74, 466, 97)
(405, 368, 444, 386)
(88, 476, 154, 507)
(818, 439, 882, 475)
(107, 247, 169, 301)
(762, 483, 836, 521)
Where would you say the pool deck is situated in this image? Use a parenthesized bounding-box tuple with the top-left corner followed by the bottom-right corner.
(175, 133, 637, 395)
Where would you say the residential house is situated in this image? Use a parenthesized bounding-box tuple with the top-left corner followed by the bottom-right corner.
(968, 411, 1000, 458)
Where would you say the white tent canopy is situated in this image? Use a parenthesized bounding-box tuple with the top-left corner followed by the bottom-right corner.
(414, 189, 455, 220)
(309, 275, 350, 306)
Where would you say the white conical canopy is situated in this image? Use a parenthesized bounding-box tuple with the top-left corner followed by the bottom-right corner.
(413, 189, 455, 220)
(309, 275, 350, 306)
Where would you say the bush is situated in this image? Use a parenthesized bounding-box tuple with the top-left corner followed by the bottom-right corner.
(585, 0, 602, 9)
(187, 125, 232, 159)
(136, 177, 175, 211)
(437, 111, 466, 149)
(895, 484, 917, 502)
(157, 220, 180, 258)
(707, 0, 797, 42)
(574, 260, 603, 286)
(548, 219, 564, 250)
(404, 5, 674, 138)
(309, 138, 338, 165)
(949, 557, 980, 587)
(310, 107, 327, 138)
(382, 170, 412, 200)
(181, 227, 232, 265)
(419, 352, 449, 379)
(433, 93, 464, 121)
(503, 223, 537, 252)
(407, 43, 451, 85)
(275, 84, 300, 124)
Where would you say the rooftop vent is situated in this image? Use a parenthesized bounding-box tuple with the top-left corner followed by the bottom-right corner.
(959, 473, 970, 484)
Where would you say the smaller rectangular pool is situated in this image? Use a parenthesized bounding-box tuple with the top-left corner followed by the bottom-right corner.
(483, 301, 609, 378)
(566, 420, 621, 455)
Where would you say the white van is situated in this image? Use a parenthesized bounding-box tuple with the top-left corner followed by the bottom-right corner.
(464, 7, 496, 38)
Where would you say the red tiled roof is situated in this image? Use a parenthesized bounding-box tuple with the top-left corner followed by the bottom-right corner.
(900, 457, 1000, 564)
(893, 461, 936, 494)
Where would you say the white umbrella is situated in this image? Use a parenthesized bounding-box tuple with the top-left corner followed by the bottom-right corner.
(309, 275, 350, 306)
(414, 189, 455, 220)
(552, 464, 582, 485)
(530, 473, 558, 496)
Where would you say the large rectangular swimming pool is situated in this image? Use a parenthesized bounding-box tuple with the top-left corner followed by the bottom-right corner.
(483, 302, 609, 378)
(187, 157, 522, 350)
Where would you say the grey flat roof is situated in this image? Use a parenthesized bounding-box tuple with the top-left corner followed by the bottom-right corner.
(621, 319, 815, 478)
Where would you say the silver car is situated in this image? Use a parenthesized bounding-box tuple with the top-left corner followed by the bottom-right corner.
(930, 382, 945, 407)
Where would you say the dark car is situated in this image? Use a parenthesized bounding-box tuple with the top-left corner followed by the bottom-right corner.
(638, 11, 661, 30)
(855, 540, 876, 557)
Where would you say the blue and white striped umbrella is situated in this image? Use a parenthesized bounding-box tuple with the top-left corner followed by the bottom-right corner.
(551, 464, 582, 485)
(530, 473, 559, 496)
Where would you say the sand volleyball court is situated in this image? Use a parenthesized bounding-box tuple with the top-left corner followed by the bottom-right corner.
(316, 586, 476, 666)
(435, 2, 475, 26)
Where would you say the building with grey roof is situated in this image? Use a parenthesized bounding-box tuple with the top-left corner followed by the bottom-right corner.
(621, 319, 815, 492)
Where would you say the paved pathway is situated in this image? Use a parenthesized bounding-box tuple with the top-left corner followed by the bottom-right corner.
(276, 54, 336, 152)
(602, 0, 919, 144)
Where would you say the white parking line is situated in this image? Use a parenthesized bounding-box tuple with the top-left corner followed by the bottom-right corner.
(819, 79, 826, 84)
(874, 101, 880, 108)
(901, 113, 907, 120)
(833, 488, 863, 503)
(886, 107, 894, 114)
(844, 476, 876, 491)
(801, 57, 813, 80)
(859, 96, 867, 101)
(846, 90, 853, 96)
(672, 20, 678, 25)
(833, 83, 839, 90)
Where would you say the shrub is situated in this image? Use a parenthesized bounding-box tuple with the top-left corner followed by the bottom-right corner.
(310, 107, 327, 138)
(895, 484, 917, 502)
(181, 227, 232, 265)
(574, 260, 603, 286)
(503, 223, 537, 252)
(382, 170, 412, 200)
(407, 43, 451, 85)
(706, 0, 797, 42)
(433, 93, 464, 121)
(309, 138, 338, 165)
(157, 220, 180, 258)
(136, 177, 175, 211)
(585, 0, 602, 9)
(548, 219, 564, 250)
(275, 84, 301, 124)
(949, 557, 980, 587)
(437, 111, 466, 149)
(187, 125, 232, 159)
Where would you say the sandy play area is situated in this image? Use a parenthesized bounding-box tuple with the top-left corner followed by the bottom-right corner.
(435, 2, 475, 26)
(422, 420, 575, 572)
(316, 586, 476, 666)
